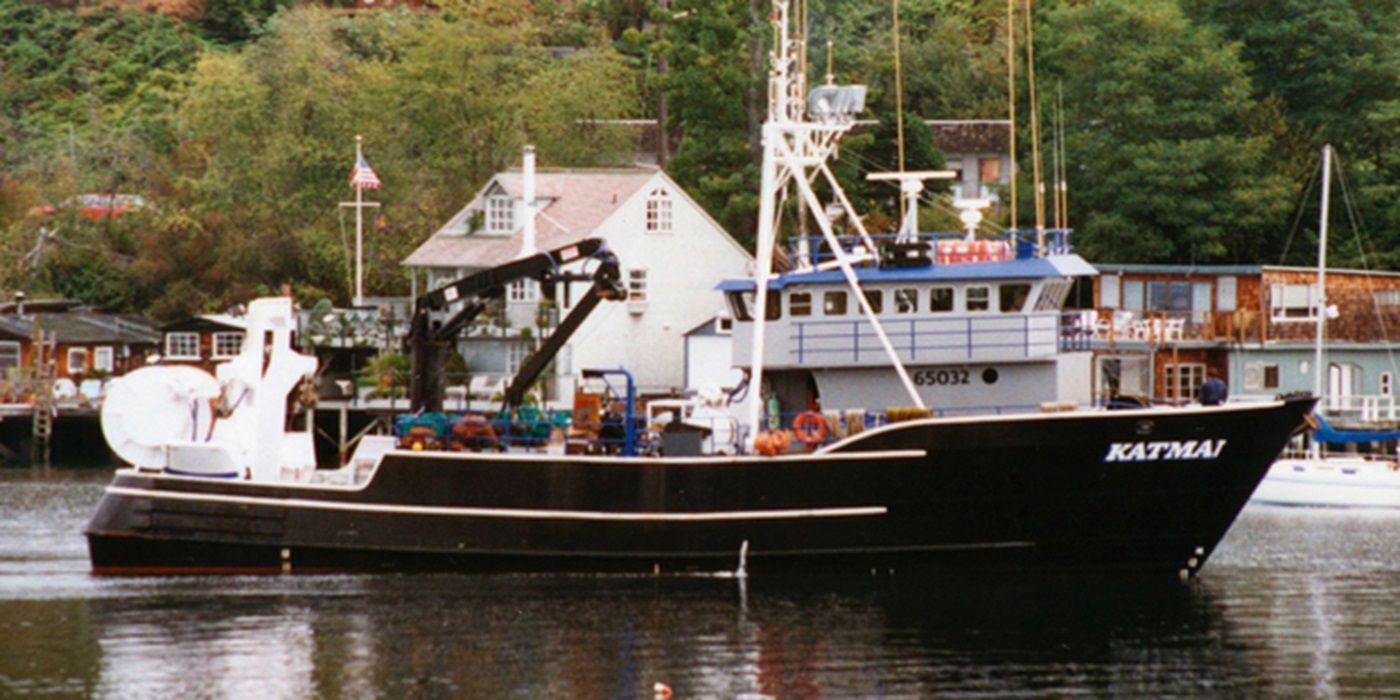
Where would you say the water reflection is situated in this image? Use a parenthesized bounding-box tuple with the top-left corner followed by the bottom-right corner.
(34, 574, 1250, 698)
(3, 469, 1399, 697)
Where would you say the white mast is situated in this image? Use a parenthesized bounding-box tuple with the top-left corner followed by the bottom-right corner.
(745, 0, 926, 445)
(1313, 144, 1332, 402)
(355, 135, 366, 307)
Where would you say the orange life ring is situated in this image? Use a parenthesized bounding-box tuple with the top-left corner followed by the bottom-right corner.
(792, 411, 828, 445)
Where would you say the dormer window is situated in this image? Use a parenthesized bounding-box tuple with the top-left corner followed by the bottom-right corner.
(486, 194, 515, 234)
(645, 188, 672, 234)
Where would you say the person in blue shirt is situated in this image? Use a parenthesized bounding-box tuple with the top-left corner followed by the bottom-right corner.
(1199, 371, 1228, 406)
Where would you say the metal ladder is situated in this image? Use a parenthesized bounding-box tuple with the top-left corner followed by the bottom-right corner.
(31, 327, 56, 462)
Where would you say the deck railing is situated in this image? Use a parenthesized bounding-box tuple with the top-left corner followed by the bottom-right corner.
(788, 311, 1089, 364)
(785, 229, 1074, 268)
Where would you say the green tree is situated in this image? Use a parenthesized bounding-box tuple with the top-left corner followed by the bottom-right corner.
(1185, 0, 1400, 268)
(663, 0, 763, 248)
(1035, 0, 1292, 264)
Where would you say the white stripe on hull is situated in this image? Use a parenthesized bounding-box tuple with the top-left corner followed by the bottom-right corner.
(104, 485, 888, 522)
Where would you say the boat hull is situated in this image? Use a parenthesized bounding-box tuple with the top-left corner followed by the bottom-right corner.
(86, 396, 1314, 577)
(1250, 456, 1400, 508)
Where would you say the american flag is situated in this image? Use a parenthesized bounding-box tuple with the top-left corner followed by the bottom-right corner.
(349, 154, 382, 189)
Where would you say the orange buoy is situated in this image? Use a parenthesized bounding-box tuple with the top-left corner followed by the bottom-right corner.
(792, 411, 829, 446)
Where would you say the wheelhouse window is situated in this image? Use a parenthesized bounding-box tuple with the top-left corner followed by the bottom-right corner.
(1000, 283, 1032, 312)
(645, 188, 673, 234)
(823, 291, 847, 316)
(212, 332, 244, 359)
(863, 290, 883, 314)
(165, 332, 199, 359)
(1035, 278, 1072, 311)
(893, 288, 918, 314)
(727, 291, 753, 322)
(966, 286, 990, 312)
(485, 194, 515, 234)
(730, 290, 779, 321)
(930, 287, 953, 312)
(789, 291, 812, 317)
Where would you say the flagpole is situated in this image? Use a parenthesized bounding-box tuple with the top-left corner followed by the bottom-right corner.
(355, 134, 365, 308)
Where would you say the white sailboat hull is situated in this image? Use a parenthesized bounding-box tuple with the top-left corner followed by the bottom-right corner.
(1251, 456, 1400, 508)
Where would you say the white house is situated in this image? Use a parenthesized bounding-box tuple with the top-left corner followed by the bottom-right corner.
(402, 152, 752, 403)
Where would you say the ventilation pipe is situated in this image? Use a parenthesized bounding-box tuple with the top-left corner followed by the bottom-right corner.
(520, 145, 536, 258)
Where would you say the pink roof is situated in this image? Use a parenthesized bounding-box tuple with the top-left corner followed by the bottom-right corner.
(403, 169, 658, 268)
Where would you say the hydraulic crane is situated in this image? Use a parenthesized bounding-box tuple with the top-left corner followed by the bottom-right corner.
(405, 238, 626, 412)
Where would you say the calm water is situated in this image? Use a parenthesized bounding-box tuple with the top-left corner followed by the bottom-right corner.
(3, 467, 1399, 698)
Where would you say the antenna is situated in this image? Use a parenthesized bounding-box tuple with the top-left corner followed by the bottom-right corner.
(1006, 0, 1017, 231)
(867, 170, 956, 241)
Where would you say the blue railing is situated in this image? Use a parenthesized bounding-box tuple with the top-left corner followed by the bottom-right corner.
(790, 313, 1064, 363)
(786, 229, 1074, 268)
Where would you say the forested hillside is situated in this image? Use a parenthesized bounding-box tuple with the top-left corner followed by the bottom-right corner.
(2, 0, 1398, 319)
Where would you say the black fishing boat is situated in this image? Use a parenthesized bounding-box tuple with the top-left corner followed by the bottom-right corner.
(85, 0, 1313, 578)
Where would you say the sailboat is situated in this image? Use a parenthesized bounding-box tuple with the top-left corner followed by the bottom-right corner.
(1249, 145, 1400, 508)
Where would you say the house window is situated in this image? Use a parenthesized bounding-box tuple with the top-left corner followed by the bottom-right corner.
(506, 342, 530, 374)
(717, 317, 733, 334)
(824, 291, 847, 316)
(1122, 280, 1145, 310)
(628, 269, 648, 302)
(862, 290, 883, 314)
(166, 332, 199, 359)
(1217, 276, 1237, 312)
(645, 188, 673, 234)
(1382, 372, 1393, 397)
(789, 292, 812, 317)
(1243, 362, 1280, 391)
(93, 347, 114, 373)
(1146, 281, 1193, 312)
(893, 288, 918, 314)
(930, 287, 953, 312)
(485, 194, 515, 234)
(212, 332, 244, 359)
(628, 269, 648, 313)
(1000, 283, 1032, 312)
(1269, 283, 1318, 321)
(67, 348, 90, 375)
(1164, 363, 1207, 402)
(508, 280, 538, 303)
(0, 342, 19, 370)
(1375, 289, 1400, 308)
(979, 158, 1001, 183)
(1100, 275, 1121, 309)
(966, 286, 990, 312)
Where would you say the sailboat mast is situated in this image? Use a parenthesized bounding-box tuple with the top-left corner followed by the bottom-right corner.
(1314, 144, 1332, 402)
